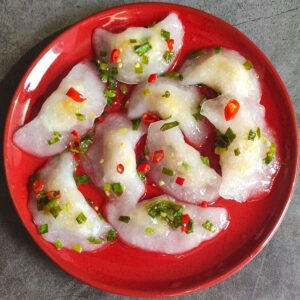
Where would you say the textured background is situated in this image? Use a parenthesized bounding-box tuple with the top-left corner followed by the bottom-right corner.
(0, 1, 299, 299)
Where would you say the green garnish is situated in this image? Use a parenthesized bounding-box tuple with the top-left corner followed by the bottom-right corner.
(120, 85, 128, 94)
(257, 127, 261, 139)
(88, 237, 104, 244)
(129, 38, 137, 43)
(118, 216, 130, 223)
(182, 162, 190, 170)
(162, 90, 170, 98)
(161, 29, 170, 40)
(264, 143, 276, 164)
(144, 147, 150, 156)
(132, 118, 141, 131)
(164, 71, 183, 80)
(192, 112, 204, 121)
(137, 170, 146, 181)
(48, 131, 62, 145)
(187, 220, 194, 234)
(243, 60, 253, 70)
(75, 113, 86, 121)
(134, 62, 144, 74)
(99, 73, 108, 82)
(54, 240, 63, 249)
(39, 224, 48, 235)
(145, 227, 154, 235)
(104, 88, 117, 98)
(215, 128, 236, 151)
(160, 121, 179, 131)
(163, 51, 176, 63)
(75, 174, 89, 185)
(202, 220, 217, 232)
(107, 229, 117, 241)
(99, 62, 109, 71)
(248, 129, 256, 141)
(234, 148, 241, 156)
(200, 156, 210, 166)
(99, 50, 107, 57)
(111, 67, 118, 76)
(142, 55, 149, 64)
(134, 42, 152, 56)
(49, 206, 62, 219)
(111, 183, 123, 196)
(72, 244, 82, 253)
(76, 212, 87, 224)
(214, 47, 222, 54)
(143, 88, 150, 95)
(103, 183, 111, 192)
(79, 133, 93, 153)
(162, 167, 175, 176)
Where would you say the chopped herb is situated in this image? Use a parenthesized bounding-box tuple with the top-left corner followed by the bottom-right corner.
(48, 131, 62, 145)
(99, 50, 107, 57)
(54, 240, 63, 249)
(215, 128, 236, 150)
(264, 143, 276, 164)
(76, 212, 87, 224)
(75, 174, 89, 184)
(137, 170, 146, 181)
(243, 60, 253, 70)
(182, 162, 190, 170)
(162, 90, 171, 98)
(202, 220, 217, 232)
(72, 243, 82, 253)
(234, 148, 241, 156)
(134, 42, 152, 56)
(39, 224, 48, 234)
(200, 156, 210, 166)
(129, 38, 137, 43)
(131, 118, 141, 130)
(104, 88, 117, 98)
(111, 66, 118, 76)
(142, 55, 149, 64)
(193, 112, 204, 121)
(145, 227, 154, 235)
(187, 220, 194, 234)
(257, 127, 261, 139)
(75, 113, 86, 121)
(88, 236, 104, 244)
(163, 51, 176, 63)
(164, 71, 183, 80)
(143, 88, 150, 95)
(111, 182, 123, 196)
(99, 73, 108, 82)
(120, 85, 128, 94)
(107, 229, 117, 241)
(162, 167, 175, 176)
(214, 47, 222, 54)
(79, 134, 93, 153)
(160, 121, 179, 131)
(99, 62, 109, 71)
(103, 183, 111, 192)
(50, 206, 62, 218)
(248, 129, 256, 141)
(118, 216, 130, 223)
(161, 29, 170, 40)
(134, 62, 143, 73)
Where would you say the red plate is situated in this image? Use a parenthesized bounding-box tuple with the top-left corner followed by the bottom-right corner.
(3, 3, 299, 297)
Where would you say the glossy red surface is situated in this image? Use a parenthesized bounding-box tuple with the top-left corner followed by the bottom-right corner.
(3, 3, 299, 297)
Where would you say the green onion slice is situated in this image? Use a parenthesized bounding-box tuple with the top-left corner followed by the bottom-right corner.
(76, 212, 87, 224)
(202, 220, 217, 232)
(160, 121, 179, 131)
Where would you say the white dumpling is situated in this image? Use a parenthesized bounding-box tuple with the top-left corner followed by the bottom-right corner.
(29, 152, 112, 252)
(201, 95, 278, 202)
(146, 119, 221, 203)
(107, 195, 229, 254)
(81, 113, 146, 210)
(180, 48, 261, 104)
(93, 13, 184, 83)
(14, 62, 106, 157)
(127, 77, 208, 144)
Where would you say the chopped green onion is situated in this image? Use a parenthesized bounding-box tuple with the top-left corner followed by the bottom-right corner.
(134, 62, 144, 73)
(79, 134, 93, 153)
(143, 88, 150, 95)
(182, 162, 190, 170)
(76, 212, 87, 224)
(200, 156, 210, 166)
(162, 167, 175, 176)
(111, 182, 123, 196)
(257, 127, 261, 139)
(39, 224, 48, 234)
(187, 220, 194, 234)
(120, 85, 128, 94)
(99, 50, 107, 57)
(248, 129, 256, 141)
(50, 206, 62, 219)
(264, 143, 276, 164)
(142, 55, 149, 64)
(161, 29, 170, 40)
(132, 118, 141, 131)
(129, 38, 137, 43)
(72, 243, 82, 253)
(107, 229, 117, 241)
(160, 121, 179, 131)
(145, 227, 154, 235)
(75, 174, 89, 185)
(234, 148, 241, 156)
(164, 71, 183, 80)
(137, 170, 146, 181)
(163, 51, 176, 63)
(104, 88, 117, 98)
(134, 42, 152, 56)
(99, 62, 109, 71)
(54, 240, 63, 249)
(111, 66, 118, 76)
(88, 236, 104, 244)
(99, 73, 108, 83)
(192, 112, 204, 121)
(214, 47, 222, 54)
(48, 131, 62, 145)
(243, 60, 253, 70)
(103, 183, 111, 192)
(118, 216, 130, 223)
(215, 128, 236, 150)
(202, 220, 217, 232)
(75, 113, 86, 121)
(162, 90, 171, 98)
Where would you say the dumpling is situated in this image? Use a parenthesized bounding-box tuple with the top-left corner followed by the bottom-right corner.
(29, 152, 112, 252)
(180, 48, 261, 104)
(201, 95, 278, 202)
(93, 13, 184, 83)
(146, 119, 221, 203)
(127, 77, 208, 145)
(107, 195, 229, 254)
(14, 62, 106, 157)
(81, 113, 146, 211)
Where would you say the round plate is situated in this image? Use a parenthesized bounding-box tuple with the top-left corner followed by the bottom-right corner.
(4, 2, 299, 297)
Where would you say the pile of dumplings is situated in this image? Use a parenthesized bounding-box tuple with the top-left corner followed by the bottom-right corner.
(14, 13, 278, 254)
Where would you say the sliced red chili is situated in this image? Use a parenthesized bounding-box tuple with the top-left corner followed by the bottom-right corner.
(181, 214, 191, 233)
(224, 99, 240, 121)
(175, 177, 185, 186)
(116, 163, 124, 174)
(66, 87, 86, 103)
(166, 39, 174, 51)
(110, 49, 120, 63)
(151, 150, 164, 163)
(201, 201, 208, 208)
(33, 178, 44, 194)
(71, 130, 80, 141)
(142, 112, 160, 126)
(46, 191, 61, 200)
(73, 153, 80, 161)
(148, 73, 158, 83)
(69, 130, 80, 152)
(137, 162, 151, 173)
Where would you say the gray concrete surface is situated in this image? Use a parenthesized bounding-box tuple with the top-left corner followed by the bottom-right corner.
(0, 0, 299, 299)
